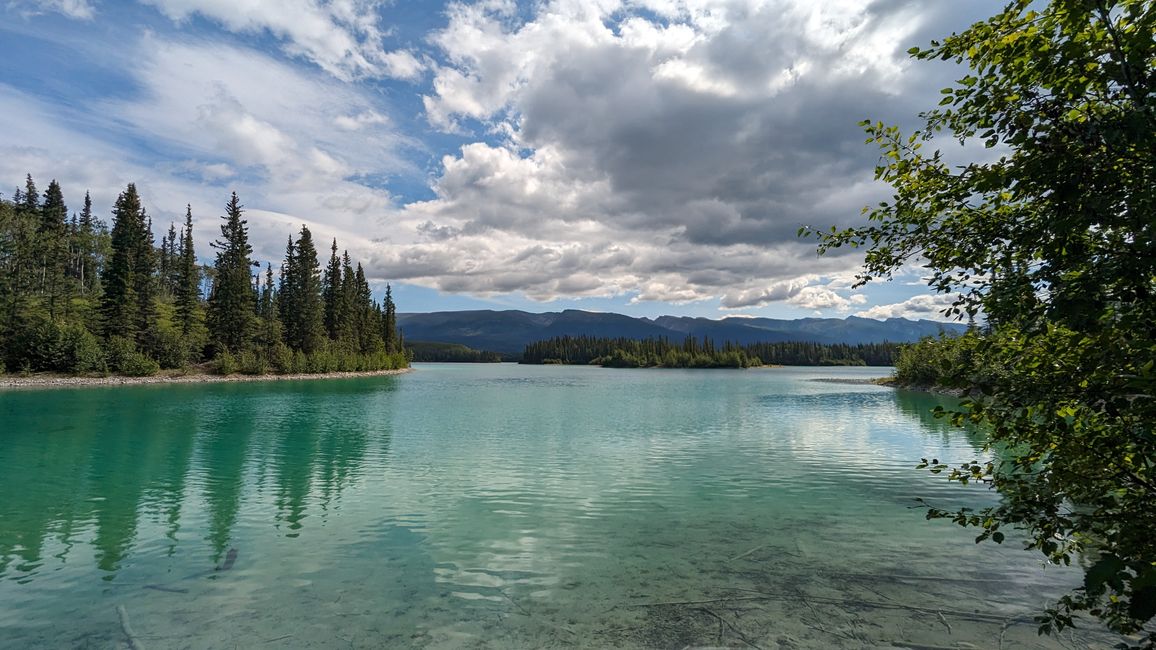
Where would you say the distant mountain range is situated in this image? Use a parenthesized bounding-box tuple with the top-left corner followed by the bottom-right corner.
(397, 310, 966, 355)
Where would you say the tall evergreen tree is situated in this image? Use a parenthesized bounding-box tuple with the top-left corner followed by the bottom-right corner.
(79, 191, 93, 231)
(66, 209, 80, 286)
(20, 174, 38, 215)
(354, 263, 374, 353)
(206, 192, 256, 354)
(74, 191, 101, 294)
(337, 250, 356, 342)
(134, 215, 157, 349)
(258, 263, 275, 319)
(382, 283, 397, 353)
(277, 236, 296, 343)
(1, 180, 40, 345)
(0, 196, 31, 348)
(257, 263, 281, 350)
(280, 226, 324, 353)
(322, 238, 341, 339)
(38, 180, 69, 317)
(159, 221, 178, 298)
(100, 184, 155, 345)
(174, 205, 200, 336)
(38, 180, 67, 243)
(159, 229, 170, 293)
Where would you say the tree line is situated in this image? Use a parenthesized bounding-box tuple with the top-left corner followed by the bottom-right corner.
(743, 340, 899, 366)
(406, 341, 503, 363)
(0, 174, 407, 376)
(520, 335, 901, 368)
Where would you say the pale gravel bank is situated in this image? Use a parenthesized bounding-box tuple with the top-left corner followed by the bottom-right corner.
(0, 367, 412, 390)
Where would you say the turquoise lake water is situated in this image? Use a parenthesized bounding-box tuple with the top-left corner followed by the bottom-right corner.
(0, 364, 1118, 648)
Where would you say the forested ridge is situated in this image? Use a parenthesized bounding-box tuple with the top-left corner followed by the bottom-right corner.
(0, 175, 407, 377)
(521, 334, 900, 367)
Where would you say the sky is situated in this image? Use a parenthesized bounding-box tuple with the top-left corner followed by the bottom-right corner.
(0, 0, 1002, 320)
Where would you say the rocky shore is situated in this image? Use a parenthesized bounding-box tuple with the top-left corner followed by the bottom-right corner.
(0, 367, 412, 390)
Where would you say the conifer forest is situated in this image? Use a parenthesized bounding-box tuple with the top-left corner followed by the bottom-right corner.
(0, 175, 408, 376)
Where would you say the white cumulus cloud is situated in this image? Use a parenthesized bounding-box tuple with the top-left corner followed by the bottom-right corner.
(139, 0, 423, 80)
(856, 294, 958, 321)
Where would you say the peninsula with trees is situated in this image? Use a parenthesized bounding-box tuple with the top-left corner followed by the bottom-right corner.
(0, 176, 408, 382)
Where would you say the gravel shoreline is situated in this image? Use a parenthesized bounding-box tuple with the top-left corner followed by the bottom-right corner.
(0, 367, 412, 390)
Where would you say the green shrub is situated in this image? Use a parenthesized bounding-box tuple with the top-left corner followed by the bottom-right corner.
(290, 350, 307, 374)
(5, 314, 62, 371)
(151, 326, 189, 370)
(57, 322, 105, 373)
(119, 351, 160, 377)
(213, 351, 239, 375)
(270, 342, 294, 374)
(2, 317, 111, 374)
(104, 336, 138, 373)
(237, 350, 267, 375)
(304, 349, 327, 374)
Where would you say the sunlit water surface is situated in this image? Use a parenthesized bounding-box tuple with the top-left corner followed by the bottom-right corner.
(0, 364, 1117, 648)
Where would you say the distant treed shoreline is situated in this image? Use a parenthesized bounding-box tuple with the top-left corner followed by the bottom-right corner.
(520, 335, 901, 368)
(0, 174, 408, 378)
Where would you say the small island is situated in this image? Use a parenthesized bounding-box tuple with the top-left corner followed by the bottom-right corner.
(0, 176, 409, 386)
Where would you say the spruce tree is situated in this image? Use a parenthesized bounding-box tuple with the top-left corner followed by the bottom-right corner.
(38, 180, 69, 317)
(0, 197, 25, 349)
(159, 221, 178, 298)
(174, 205, 200, 336)
(100, 184, 154, 345)
(2, 180, 39, 345)
(75, 191, 100, 294)
(322, 238, 341, 339)
(354, 263, 375, 353)
(280, 226, 324, 353)
(277, 236, 296, 345)
(337, 250, 356, 343)
(20, 175, 38, 215)
(382, 283, 397, 353)
(206, 192, 256, 354)
(38, 180, 67, 241)
(67, 210, 79, 286)
(133, 214, 157, 351)
(78, 191, 93, 287)
(294, 226, 325, 353)
(257, 263, 281, 350)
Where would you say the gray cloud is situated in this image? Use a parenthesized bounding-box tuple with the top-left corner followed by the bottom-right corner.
(1, 0, 1005, 313)
(393, 0, 1003, 305)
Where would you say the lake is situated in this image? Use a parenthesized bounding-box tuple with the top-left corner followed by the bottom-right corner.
(0, 364, 1114, 648)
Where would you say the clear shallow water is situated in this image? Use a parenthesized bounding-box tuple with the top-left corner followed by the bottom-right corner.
(0, 364, 1115, 649)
